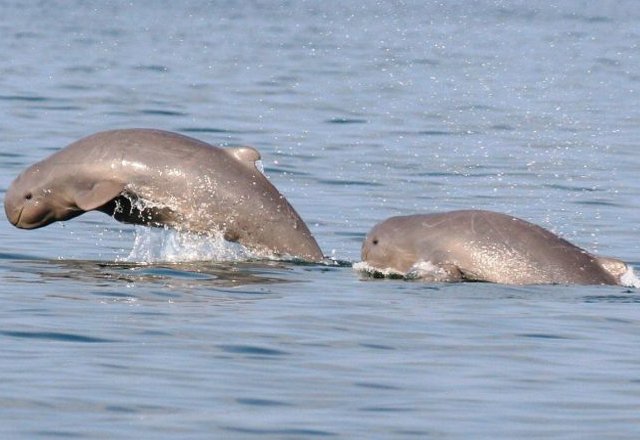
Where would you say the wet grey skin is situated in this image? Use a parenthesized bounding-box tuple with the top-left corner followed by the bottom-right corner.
(361, 210, 628, 285)
(4, 129, 324, 261)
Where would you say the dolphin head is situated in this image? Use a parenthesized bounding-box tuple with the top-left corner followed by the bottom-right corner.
(361, 217, 417, 273)
(4, 164, 81, 229)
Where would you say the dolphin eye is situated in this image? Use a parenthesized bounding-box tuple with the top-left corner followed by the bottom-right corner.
(24, 192, 33, 200)
(372, 239, 379, 245)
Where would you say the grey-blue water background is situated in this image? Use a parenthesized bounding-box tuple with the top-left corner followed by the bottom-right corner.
(1, 1, 640, 438)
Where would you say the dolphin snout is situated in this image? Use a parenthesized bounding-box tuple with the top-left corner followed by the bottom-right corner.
(4, 201, 23, 227)
(361, 241, 370, 261)
(12, 207, 23, 226)
(4, 189, 22, 226)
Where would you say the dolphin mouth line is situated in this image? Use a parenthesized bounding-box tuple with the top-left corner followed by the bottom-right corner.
(14, 206, 24, 226)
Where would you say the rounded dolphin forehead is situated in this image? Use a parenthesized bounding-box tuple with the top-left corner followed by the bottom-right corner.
(15, 161, 68, 185)
(10, 166, 41, 190)
(369, 216, 420, 238)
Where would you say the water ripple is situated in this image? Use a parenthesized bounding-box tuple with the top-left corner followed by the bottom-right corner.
(140, 109, 187, 117)
(518, 333, 571, 340)
(325, 117, 367, 124)
(0, 94, 48, 102)
(178, 127, 235, 134)
(221, 426, 338, 437)
(0, 330, 115, 343)
(217, 344, 289, 357)
(235, 397, 291, 407)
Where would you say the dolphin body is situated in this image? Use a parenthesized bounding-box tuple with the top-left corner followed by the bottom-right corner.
(361, 210, 629, 285)
(4, 128, 323, 261)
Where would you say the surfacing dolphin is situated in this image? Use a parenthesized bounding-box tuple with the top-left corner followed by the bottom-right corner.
(361, 210, 630, 285)
(4, 128, 323, 261)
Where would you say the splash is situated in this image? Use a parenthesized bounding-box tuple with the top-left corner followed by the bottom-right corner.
(255, 159, 265, 174)
(353, 260, 454, 282)
(405, 261, 456, 282)
(119, 226, 260, 264)
(620, 266, 640, 288)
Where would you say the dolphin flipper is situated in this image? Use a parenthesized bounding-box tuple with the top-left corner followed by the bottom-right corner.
(75, 181, 125, 211)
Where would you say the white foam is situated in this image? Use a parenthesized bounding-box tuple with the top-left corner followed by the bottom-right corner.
(354, 260, 462, 282)
(620, 265, 640, 288)
(406, 260, 454, 282)
(352, 261, 406, 278)
(118, 226, 260, 264)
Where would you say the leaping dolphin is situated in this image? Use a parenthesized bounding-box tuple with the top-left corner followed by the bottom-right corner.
(4, 128, 324, 261)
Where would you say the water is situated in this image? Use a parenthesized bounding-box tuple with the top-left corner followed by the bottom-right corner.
(1, 1, 640, 438)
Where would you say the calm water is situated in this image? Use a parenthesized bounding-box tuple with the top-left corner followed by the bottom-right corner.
(1, 1, 640, 438)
